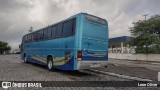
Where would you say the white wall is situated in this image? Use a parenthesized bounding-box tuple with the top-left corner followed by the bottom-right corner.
(109, 53, 160, 62)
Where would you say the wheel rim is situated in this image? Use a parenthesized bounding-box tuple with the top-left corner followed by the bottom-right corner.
(48, 60, 52, 69)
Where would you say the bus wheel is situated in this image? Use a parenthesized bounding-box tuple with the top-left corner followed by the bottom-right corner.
(47, 57, 53, 71)
(24, 55, 28, 63)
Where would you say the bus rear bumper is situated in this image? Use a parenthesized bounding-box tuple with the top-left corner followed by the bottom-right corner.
(77, 61, 107, 70)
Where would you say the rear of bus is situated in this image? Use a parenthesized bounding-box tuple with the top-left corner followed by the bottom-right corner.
(76, 13, 108, 70)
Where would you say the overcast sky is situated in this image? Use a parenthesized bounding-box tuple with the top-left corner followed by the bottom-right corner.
(0, 0, 160, 49)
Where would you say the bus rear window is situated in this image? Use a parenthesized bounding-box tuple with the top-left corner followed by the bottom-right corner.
(86, 15, 106, 25)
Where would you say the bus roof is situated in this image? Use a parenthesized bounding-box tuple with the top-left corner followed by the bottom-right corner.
(23, 12, 107, 37)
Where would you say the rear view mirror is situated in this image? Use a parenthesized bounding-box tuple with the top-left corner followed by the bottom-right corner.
(19, 44, 21, 49)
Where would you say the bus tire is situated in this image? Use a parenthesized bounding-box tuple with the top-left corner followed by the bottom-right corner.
(47, 57, 53, 71)
(24, 55, 28, 63)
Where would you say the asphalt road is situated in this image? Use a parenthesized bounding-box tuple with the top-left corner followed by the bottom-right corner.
(101, 59, 160, 81)
(0, 55, 159, 90)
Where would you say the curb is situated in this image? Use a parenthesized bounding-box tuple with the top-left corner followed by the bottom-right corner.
(108, 59, 160, 66)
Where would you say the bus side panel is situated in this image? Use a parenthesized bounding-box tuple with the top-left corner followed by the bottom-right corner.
(26, 41, 47, 65)
(29, 36, 76, 70)
(21, 16, 78, 70)
(51, 37, 75, 70)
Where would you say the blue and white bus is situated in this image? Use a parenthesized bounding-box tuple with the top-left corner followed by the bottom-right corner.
(20, 13, 108, 71)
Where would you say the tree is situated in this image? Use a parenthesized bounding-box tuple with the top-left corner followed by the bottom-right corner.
(0, 41, 11, 54)
(129, 15, 160, 54)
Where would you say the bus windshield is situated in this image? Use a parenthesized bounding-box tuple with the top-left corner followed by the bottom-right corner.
(85, 14, 106, 25)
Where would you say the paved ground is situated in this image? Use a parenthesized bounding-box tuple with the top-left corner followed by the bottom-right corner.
(0, 55, 129, 81)
(95, 59, 160, 81)
(0, 55, 159, 90)
(109, 59, 160, 72)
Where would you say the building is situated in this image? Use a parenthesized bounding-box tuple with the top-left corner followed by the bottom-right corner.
(109, 36, 135, 53)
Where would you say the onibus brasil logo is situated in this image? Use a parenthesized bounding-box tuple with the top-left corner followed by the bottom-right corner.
(2, 81, 42, 88)
(2, 82, 11, 89)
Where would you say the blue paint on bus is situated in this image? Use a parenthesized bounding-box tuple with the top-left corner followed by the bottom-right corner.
(20, 13, 108, 70)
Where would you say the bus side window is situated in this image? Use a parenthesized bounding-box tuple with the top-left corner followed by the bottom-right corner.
(40, 30, 44, 40)
(27, 34, 30, 42)
(23, 36, 26, 43)
(47, 27, 52, 39)
(33, 32, 38, 41)
(62, 21, 69, 37)
(33, 33, 35, 42)
(44, 28, 47, 39)
(37, 32, 39, 41)
(36, 32, 38, 41)
(31, 34, 34, 42)
(25, 35, 28, 43)
(52, 25, 57, 39)
(62, 18, 75, 38)
(56, 23, 63, 38)
(69, 18, 75, 36)
(72, 18, 76, 35)
(28, 34, 32, 42)
(29, 34, 31, 42)
(22, 36, 25, 43)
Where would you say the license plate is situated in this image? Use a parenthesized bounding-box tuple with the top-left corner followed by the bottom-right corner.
(90, 63, 100, 68)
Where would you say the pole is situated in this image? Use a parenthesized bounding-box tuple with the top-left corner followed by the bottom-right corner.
(143, 14, 149, 54)
(143, 14, 149, 21)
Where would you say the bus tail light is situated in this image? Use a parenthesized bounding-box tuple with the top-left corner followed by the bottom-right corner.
(77, 51, 82, 61)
